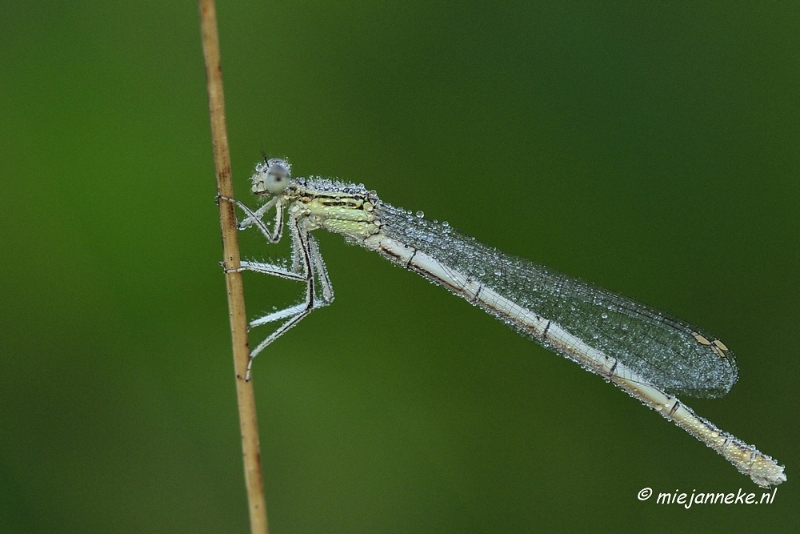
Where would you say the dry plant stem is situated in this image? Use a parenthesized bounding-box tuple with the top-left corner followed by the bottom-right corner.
(199, 1, 269, 533)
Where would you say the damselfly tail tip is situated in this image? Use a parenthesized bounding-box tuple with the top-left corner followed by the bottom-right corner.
(751, 462, 787, 488)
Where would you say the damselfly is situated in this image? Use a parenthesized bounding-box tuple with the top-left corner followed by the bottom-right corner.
(221, 157, 786, 487)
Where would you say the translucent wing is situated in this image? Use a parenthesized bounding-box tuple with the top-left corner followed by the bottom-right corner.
(378, 204, 738, 398)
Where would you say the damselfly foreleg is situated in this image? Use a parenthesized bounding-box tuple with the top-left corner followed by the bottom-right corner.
(223, 203, 334, 379)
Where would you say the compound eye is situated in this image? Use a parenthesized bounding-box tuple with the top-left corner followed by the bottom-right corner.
(254, 158, 291, 195)
(265, 165, 290, 194)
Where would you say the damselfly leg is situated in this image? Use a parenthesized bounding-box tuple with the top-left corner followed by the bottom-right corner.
(220, 195, 334, 379)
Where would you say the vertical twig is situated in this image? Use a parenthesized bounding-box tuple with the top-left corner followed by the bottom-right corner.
(199, 1, 269, 533)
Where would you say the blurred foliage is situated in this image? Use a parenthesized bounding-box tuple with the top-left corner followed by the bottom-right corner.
(1, 2, 798, 532)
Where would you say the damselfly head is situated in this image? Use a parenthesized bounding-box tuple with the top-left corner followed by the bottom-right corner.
(251, 158, 291, 196)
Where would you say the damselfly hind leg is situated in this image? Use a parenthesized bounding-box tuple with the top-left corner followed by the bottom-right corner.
(228, 205, 334, 380)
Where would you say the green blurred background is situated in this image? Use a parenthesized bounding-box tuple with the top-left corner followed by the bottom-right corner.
(2, 1, 798, 532)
